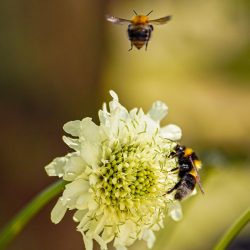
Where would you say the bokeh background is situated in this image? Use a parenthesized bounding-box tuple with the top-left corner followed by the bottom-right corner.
(0, 0, 249, 249)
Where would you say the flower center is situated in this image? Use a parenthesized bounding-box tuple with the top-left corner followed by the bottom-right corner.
(93, 141, 168, 213)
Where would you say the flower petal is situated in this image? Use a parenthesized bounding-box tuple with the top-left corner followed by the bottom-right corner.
(113, 221, 136, 249)
(82, 233, 93, 250)
(142, 229, 156, 249)
(45, 153, 73, 177)
(76, 193, 91, 210)
(62, 136, 80, 151)
(160, 124, 182, 140)
(51, 198, 67, 224)
(73, 210, 88, 222)
(81, 141, 101, 168)
(148, 101, 168, 122)
(109, 90, 119, 101)
(168, 201, 183, 221)
(94, 234, 107, 250)
(63, 120, 81, 136)
(61, 179, 89, 209)
(98, 104, 109, 125)
(80, 118, 101, 143)
(102, 227, 115, 243)
(64, 156, 86, 181)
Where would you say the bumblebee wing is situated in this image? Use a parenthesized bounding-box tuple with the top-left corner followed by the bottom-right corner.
(150, 15, 172, 25)
(106, 15, 131, 25)
(189, 156, 205, 194)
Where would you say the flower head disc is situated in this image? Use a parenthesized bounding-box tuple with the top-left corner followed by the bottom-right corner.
(45, 91, 183, 250)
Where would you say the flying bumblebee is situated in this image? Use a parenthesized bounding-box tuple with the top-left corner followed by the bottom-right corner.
(167, 144, 204, 201)
(106, 10, 171, 51)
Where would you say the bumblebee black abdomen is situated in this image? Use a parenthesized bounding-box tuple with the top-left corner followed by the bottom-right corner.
(175, 174, 196, 200)
(128, 28, 151, 41)
(127, 24, 153, 50)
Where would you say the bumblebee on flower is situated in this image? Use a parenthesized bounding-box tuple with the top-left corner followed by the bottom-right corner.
(45, 91, 187, 250)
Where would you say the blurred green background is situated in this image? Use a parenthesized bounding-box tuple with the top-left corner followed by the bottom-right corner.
(0, 0, 249, 249)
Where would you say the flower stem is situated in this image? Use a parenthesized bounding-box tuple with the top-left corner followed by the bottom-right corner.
(214, 207, 250, 250)
(0, 180, 66, 249)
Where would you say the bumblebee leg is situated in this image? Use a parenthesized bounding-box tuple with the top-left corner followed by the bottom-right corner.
(128, 43, 133, 51)
(170, 167, 179, 172)
(145, 42, 148, 51)
(167, 179, 182, 194)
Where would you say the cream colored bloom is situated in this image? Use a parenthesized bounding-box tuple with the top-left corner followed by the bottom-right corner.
(45, 91, 183, 250)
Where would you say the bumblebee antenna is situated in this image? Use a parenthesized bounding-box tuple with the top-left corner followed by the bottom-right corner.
(189, 156, 205, 194)
(147, 10, 153, 16)
(133, 10, 138, 15)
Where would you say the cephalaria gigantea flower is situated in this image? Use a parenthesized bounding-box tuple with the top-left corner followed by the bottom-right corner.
(45, 90, 184, 250)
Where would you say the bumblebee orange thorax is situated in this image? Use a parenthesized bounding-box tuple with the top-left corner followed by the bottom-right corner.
(184, 148, 193, 157)
(131, 15, 149, 25)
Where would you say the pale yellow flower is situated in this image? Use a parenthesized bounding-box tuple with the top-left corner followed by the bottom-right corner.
(45, 91, 183, 250)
